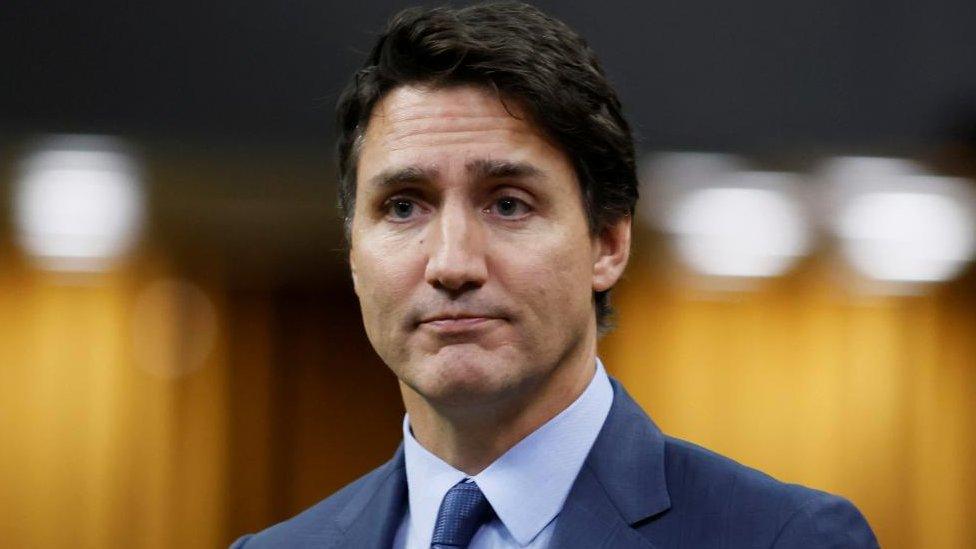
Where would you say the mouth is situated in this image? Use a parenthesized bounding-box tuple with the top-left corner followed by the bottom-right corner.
(417, 313, 505, 334)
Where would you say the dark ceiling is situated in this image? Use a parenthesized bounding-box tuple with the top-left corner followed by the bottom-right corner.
(3, 0, 976, 152)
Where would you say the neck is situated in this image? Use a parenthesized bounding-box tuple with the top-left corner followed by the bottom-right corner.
(401, 333, 598, 475)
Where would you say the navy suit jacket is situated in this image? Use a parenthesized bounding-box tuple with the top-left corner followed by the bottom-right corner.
(232, 378, 878, 548)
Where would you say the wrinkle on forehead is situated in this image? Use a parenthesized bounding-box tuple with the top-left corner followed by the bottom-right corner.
(371, 83, 527, 123)
(362, 85, 545, 153)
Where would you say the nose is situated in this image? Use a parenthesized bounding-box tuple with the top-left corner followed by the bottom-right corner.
(424, 201, 489, 293)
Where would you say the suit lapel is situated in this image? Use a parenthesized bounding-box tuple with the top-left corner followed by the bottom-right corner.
(550, 378, 671, 549)
(333, 445, 408, 549)
(549, 466, 659, 549)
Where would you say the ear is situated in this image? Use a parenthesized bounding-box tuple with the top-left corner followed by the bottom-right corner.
(592, 215, 632, 292)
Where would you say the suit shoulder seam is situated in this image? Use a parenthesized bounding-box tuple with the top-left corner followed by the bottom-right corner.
(767, 492, 822, 548)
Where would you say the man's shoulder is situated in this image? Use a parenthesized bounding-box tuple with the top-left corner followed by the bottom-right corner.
(230, 458, 402, 548)
(663, 434, 813, 510)
(653, 434, 877, 547)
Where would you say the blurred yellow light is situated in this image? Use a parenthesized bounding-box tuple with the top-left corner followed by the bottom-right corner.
(130, 279, 219, 378)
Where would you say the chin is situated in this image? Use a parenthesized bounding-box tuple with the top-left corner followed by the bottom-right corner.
(405, 344, 523, 407)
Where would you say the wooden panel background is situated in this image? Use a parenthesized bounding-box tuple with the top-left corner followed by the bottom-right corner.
(1, 211, 974, 548)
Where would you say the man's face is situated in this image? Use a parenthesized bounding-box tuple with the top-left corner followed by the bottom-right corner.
(349, 84, 626, 407)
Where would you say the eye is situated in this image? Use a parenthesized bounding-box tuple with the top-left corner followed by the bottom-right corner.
(384, 197, 421, 221)
(487, 196, 531, 218)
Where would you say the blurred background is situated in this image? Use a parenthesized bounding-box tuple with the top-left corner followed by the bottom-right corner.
(2, 1, 976, 547)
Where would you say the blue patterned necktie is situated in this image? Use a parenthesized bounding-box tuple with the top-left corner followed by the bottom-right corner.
(430, 479, 495, 548)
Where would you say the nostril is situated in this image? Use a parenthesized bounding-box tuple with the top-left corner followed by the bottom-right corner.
(432, 279, 483, 297)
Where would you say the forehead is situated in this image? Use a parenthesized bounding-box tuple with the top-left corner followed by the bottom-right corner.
(356, 84, 572, 183)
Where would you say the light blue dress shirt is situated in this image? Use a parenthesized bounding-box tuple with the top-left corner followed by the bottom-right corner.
(392, 358, 614, 549)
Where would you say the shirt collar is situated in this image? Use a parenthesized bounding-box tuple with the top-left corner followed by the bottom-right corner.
(402, 358, 614, 546)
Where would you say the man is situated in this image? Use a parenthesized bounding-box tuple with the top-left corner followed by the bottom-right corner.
(233, 2, 878, 547)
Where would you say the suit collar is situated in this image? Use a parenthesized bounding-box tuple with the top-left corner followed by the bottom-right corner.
(549, 377, 670, 548)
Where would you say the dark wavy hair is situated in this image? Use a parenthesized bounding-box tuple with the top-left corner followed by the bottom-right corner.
(335, 1, 638, 332)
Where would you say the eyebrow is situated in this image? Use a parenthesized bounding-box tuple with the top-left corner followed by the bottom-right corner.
(367, 165, 438, 189)
(367, 159, 544, 189)
(466, 159, 544, 181)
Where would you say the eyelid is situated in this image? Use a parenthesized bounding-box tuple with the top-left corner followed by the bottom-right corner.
(383, 186, 425, 201)
(490, 183, 534, 199)
(490, 183, 536, 202)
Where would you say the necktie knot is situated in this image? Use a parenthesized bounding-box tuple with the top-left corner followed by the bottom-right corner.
(430, 480, 495, 548)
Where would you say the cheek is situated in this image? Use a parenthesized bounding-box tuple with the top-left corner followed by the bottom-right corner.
(496, 234, 593, 322)
(353, 243, 422, 327)
(353, 248, 418, 368)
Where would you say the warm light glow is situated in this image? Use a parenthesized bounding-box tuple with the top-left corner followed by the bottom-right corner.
(665, 179, 810, 278)
(131, 279, 219, 378)
(820, 156, 976, 286)
(640, 151, 747, 228)
(819, 156, 923, 183)
(838, 191, 976, 282)
(13, 136, 145, 272)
